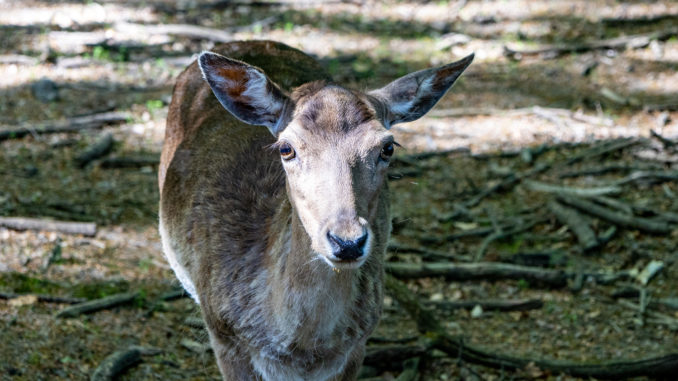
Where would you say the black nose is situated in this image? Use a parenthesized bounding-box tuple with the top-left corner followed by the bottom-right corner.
(327, 231, 368, 261)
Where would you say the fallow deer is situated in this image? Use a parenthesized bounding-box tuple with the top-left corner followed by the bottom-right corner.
(159, 40, 472, 380)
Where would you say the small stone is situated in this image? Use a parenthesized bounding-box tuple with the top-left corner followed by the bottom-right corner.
(430, 292, 444, 302)
(470, 304, 483, 318)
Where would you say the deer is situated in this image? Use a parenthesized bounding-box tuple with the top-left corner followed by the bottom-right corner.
(158, 40, 473, 380)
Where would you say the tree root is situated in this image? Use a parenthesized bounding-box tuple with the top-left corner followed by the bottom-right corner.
(384, 275, 678, 379)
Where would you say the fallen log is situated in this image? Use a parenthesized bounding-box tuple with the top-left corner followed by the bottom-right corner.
(385, 275, 678, 379)
(0, 111, 129, 141)
(504, 28, 678, 59)
(547, 200, 599, 251)
(557, 194, 672, 234)
(0, 216, 96, 236)
(56, 291, 138, 318)
(386, 261, 567, 288)
(90, 345, 161, 381)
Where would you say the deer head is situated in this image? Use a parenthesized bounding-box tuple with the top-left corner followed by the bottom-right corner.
(198, 51, 473, 269)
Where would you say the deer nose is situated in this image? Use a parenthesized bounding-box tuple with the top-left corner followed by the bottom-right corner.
(327, 231, 368, 261)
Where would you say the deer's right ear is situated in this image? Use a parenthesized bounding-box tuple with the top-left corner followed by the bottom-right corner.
(199, 51, 289, 135)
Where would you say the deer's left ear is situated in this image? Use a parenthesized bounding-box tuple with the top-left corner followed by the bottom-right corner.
(368, 53, 474, 129)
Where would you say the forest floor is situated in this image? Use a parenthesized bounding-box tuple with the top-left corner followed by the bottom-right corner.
(1, 0, 677, 380)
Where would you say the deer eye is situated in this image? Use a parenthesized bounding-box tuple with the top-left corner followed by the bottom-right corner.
(279, 143, 295, 160)
(380, 142, 394, 161)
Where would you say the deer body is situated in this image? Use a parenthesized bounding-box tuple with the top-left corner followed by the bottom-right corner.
(159, 41, 472, 380)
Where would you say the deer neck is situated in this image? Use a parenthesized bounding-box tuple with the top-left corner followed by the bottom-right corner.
(266, 198, 357, 346)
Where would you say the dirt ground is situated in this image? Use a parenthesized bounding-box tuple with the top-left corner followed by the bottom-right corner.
(1, 0, 677, 380)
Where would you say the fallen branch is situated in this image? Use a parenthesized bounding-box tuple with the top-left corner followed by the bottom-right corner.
(557, 194, 672, 234)
(565, 138, 640, 166)
(75, 133, 114, 168)
(504, 28, 678, 59)
(0, 54, 39, 65)
(602, 14, 678, 26)
(614, 170, 678, 186)
(99, 155, 160, 169)
(525, 180, 621, 197)
(91, 345, 161, 381)
(0, 216, 96, 236)
(56, 291, 139, 318)
(386, 261, 567, 288)
(558, 163, 663, 178)
(426, 298, 543, 312)
(547, 200, 599, 252)
(385, 275, 678, 378)
(0, 292, 86, 304)
(0, 111, 129, 141)
(364, 343, 430, 368)
(388, 241, 471, 262)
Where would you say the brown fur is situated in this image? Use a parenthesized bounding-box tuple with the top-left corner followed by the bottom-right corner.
(160, 41, 386, 381)
(159, 40, 472, 381)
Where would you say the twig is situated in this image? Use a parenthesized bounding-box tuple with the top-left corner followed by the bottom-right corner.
(385, 275, 678, 378)
(475, 216, 545, 261)
(547, 200, 599, 252)
(386, 261, 567, 288)
(0, 216, 97, 236)
(464, 163, 550, 208)
(75, 133, 114, 168)
(56, 292, 139, 318)
(90, 345, 161, 381)
(557, 194, 672, 234)
(181, 339, 212, 354)
(426, 298, 543, 312)
(0, 111, 129, 141)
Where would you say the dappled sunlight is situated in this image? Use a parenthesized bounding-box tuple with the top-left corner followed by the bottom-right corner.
(0, 1, 156, 27)
(1, 1, 678, 379)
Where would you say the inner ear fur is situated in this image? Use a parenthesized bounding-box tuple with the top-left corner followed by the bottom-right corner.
(368, 53, 474, 128)
(199, 51, 289, 135)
